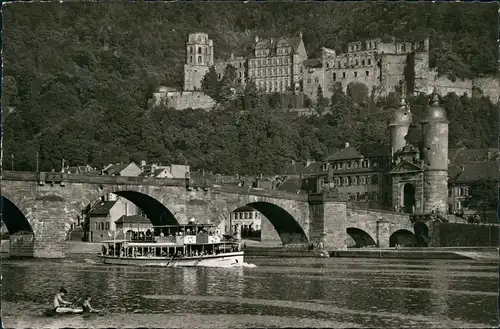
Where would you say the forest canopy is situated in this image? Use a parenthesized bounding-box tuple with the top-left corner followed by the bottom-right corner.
(2, 2, 498, 174)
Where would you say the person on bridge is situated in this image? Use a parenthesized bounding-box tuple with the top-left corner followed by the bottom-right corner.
(53, 288, 74, 313)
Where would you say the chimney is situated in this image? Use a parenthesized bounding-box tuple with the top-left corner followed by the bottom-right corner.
(345, 142, 350, 148)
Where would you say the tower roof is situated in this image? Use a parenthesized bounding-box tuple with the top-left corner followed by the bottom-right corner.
(389, 94, 412, 126)
(421, 94, 448, 123)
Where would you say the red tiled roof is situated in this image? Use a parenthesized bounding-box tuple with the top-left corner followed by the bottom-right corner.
(89, 201, 117, 216)
(324, 147, 363, 161)
(453, 161, 499, 184)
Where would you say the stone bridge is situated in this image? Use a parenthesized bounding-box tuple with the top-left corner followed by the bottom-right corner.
(1, 171, 415, 258)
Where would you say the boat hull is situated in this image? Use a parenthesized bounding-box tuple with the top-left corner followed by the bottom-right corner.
(97, 252, 244, 267)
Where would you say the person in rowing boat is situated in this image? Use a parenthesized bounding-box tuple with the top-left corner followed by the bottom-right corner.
(73, 295, 100, 313)
(53, 288, 74, 313)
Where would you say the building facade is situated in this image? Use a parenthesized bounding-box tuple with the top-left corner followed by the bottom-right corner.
(227, 205, 262, 236)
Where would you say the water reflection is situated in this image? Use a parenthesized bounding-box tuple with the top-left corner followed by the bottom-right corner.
(1, 256, 497, 328)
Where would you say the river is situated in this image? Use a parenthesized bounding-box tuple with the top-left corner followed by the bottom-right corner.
(1, 255, 498, 328)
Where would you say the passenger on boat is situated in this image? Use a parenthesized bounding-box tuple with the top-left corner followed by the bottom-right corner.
(53, 288, 74, 313)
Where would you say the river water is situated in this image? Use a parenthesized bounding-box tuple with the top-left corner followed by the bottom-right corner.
(1, 255, 498, 328)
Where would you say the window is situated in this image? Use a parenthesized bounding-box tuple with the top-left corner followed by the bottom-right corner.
(307, 78, 312, 83)
(401, 44, 406, 52)
(333, 72, 336, 81)
(279, 58, 283, 65)
(244, 212, 248, 219)
(342, 177, 349, 185)
(273, 68, 277, 75)
(279, 67, 282, 74)
(366, 176, 371, 184)
(280, 81, 283, 91)
(342, 72, 346, 78)
(105, 222, 110, 230)
(371, 175, 378, 185)
(456, 201, 461, 210)
(251, 70, 255, 77)
(362, 59, 365, 66)
(360, 176, 366, 185)
(338, 162, 343, 169)
(198, 47, 202, 54)
(284, 58, 288, 64)
(369, 42, 372, 49)
(274, 81, 278, 91)
(267, 58, 271, 65)
(284, 67, 288, 74)
(366, 71, 369, 76)
(464, 187, 469, 196)
(355, 60, 359, 66)
(257, 60, 261, 67)
(273, 58, 277, 65)
(368, 59, 371, 65)
(326, 63, 329, 68)
(335, 178, 341, 186)
(189, 47, 193, 54)
(198, 56, 202, 63)
(268, 68, 271, 75)
(94, 223, 98, 230)
(354, 71, 358, 77)
(347, 162, 351, 169)
(315, 77, 319, 83)
(351, 177, 357, 185)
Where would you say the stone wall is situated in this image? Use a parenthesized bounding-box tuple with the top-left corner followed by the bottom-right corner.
(474, 77, 500, 102)
(378, 54, 407, 96)
(430, 222, 499, 247)
(9, 233, 35, 258)
(260, 216, 281, 243)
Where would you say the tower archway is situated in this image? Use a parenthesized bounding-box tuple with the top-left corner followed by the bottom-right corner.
(402, 183, 416, 214)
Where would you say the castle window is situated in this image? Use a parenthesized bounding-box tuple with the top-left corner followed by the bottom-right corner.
(315, 77, 319, 83)
(279, 67, 282, 74)
(273, 58, 277, 65)
(268, 68, 271, 75)
(307, 78, 311, 84)
(257, 60, 261, 67)
(338, 162, 343, 169)
(401, 44, 406, 52)
(267, 59, 271, 65)
(343, 177, 349, 185)
(347, 162, 351, 169)
(274, 81, 278, 91)
(342, 72, 346, 78)
(362, 59, 365, 66)
(279, 58, 283, 65)
(335, 178, 341, 186)
(366, 71, 369, 76)
(239, 72, 242, 78)
(190, 56, 194, 63)
(279, 81, 283, 91)
(198, 47, 202, 54)
(198, 56, 202, 63)
(360, 176, 366, 185)
(366, 176, 371, 184)
(354, 71, 358, 77)
(355, 60, 359, 66)
(284, 67, 288, 74)
(368, 58, 371, 65)
(273, 68, 277, 75)
(332, 73, 336, 81)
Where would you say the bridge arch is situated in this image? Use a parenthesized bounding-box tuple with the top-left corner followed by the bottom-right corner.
(346, 227, 376, 248)
(389, 229, 417, 247)
(414, 222, 430, 247)
(229, 201, 308, 245)
(0, 196, 33, 234)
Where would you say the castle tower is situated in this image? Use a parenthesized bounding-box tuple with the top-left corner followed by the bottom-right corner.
(184, 33, 214, 91)
(421, 94, 449, 215)
(388, 88, 413, 163)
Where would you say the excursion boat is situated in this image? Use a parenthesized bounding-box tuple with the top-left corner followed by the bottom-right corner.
(97, 223, 244, 267)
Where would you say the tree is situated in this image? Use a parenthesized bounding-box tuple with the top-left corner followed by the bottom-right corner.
(463, 178, 499, 222)
(201, 66, 221, 102)
(315, 85, 329, 114)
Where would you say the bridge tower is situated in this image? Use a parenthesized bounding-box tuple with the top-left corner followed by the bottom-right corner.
(421, 93, 449, 215)
(184, 33, 214, 91)
(388, 84, 413, 162)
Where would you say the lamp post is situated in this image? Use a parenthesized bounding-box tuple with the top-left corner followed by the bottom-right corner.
(11, 154, 14, 171)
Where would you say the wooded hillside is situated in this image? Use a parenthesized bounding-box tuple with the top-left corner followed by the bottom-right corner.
(2, 2, 498, 173)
